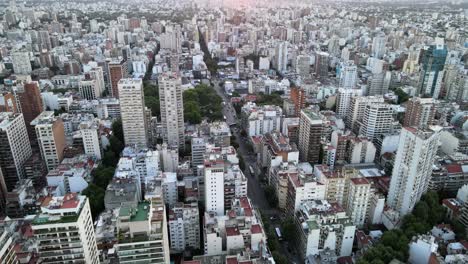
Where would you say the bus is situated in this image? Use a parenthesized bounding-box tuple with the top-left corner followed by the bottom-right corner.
(275, 227, 283, 241)
(249, 166, 255, 175)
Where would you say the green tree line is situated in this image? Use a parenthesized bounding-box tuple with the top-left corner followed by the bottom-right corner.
(82, 119, 125, 219)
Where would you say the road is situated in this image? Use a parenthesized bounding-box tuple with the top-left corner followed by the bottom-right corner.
(211, 79, 300, 264)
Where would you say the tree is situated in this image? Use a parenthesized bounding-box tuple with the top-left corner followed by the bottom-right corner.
(272, 251, 288, 264)
(82, 183, 105, 219)
(281, 217, 296, 243)
(145, 96, 160, 117)
(102, 150, 118, 167)
(264, 186, 278, 208)
(143, 83, 159, 97)
(184, 101, 202, 124)
(93, 166, 115, 190)
(111, 119, 124, 143)
(394, 88, 410, 104)
(183, 89, 199, 102)
(109, 136, 124, 154)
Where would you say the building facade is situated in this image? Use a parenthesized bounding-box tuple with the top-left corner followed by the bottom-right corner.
(118, 78, 148, 147)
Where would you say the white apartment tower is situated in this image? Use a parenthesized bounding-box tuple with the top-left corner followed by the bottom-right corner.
(387, 127, 441, 216)
(31, 193, 99, 263)
(346, 178, 372, 227)
(87, 67, 105, 96)
(79, 79, 99, 100)
(168, 202, 200, 251)
(113, 196, 171, 263)
(338, 61, 357, 89)
(159, 73, 185, 149)
(204, 156, 225, 216)
(359, 103, 394, 141)
(31, 111, 66, 171)
(118, 78, 148, 147)
(336, 88, 362, 118)
(346, 96, 385, 132)
(79, 122, 101, 159)
(11, 50, 32, 74)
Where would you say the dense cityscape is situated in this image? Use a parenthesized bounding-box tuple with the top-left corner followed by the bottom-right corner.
(0, 0, 467, 263)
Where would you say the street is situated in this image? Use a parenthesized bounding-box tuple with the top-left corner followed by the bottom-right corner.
(211, 79, 300, 263)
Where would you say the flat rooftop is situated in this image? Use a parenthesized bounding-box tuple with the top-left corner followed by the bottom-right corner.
(119, 201, 150, 222)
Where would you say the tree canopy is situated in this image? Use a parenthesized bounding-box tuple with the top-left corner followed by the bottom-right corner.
(358, 191, 462, 263)
(143, 82, 160, 117)
(182, 84, 223, 124)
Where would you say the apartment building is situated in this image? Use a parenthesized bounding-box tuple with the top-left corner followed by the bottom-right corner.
(118, 78, 148, 147)
(387, 127, 441, 216)
(295, 200, 355, 260)
(159, 73, 185, 149)
(0, 113, 32, 191)
(298, 108, 323, 164)
(168, 202, 200, 251)
(241, 102, 282, 137)
(112, 196, 170, 263)
(31, 193, 99, 263)
(31, 111, 66, 171)
(346, 177, 372, 227)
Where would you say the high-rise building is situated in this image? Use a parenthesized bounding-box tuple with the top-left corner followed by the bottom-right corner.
(387, 127, 441, 216)
(446, 68, 468, 102)
(367, 72, 390, 96)
(346, 178, 372, 227)
(108, 59, 128, 98)
(371, 34, 386, 59)
(0, 92, 18, 113)
(79, 77, 99, 100)
(168, 202, 200, 251)
(78, 122, 102, 160)
(295, 200, 355, 259)
(112, 196, 170, 263)
(418, 38, 448, 99)
(295, 55, 311, 76)
(0, 113, 32, 191)
(191, 137, 206, 173)
(31, 111, 66, 171)
(275, 41, 288, 73)
(159, 73, 185, 149)
(31, 193, 100, 263)
(290, 87, 306, 117)
(86, 67, 105, 96)
(11, 50, 32, 74)
(315, 51, 330, 78)
(118, 78, 148, 147)
(204, 156, 225, 216)
(298, 108, 323, 164)
(338, 61, 357, 89)
(0, 230, 19, 264)
(38, 30, 52, 51)
(359, 103, 394, 141)
(403, 97, 436, 129)
(346, 96, 385, 133)
(336, 88, 361, 118)
(15, 81, 44, 141)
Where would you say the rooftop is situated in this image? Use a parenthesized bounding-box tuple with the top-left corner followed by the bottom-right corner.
(119, 201, 150, 222)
